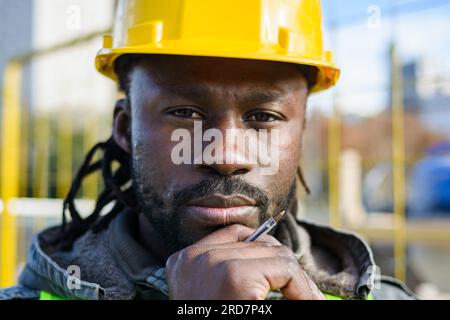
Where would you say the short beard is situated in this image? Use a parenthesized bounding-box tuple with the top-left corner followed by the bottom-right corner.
(131, 160, 297, 254)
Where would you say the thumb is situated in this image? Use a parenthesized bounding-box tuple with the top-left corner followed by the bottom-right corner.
(195, 224, 281, 246)
(195, 224, 255, 245)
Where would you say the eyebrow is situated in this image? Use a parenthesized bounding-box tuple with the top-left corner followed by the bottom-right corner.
(241, 90, 286, 105)
(162, 84, 287, 105)
(164, 85, 212, 102)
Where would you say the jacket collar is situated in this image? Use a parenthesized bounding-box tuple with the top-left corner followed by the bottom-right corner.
(18, 209, 376, 300)
(18, 227, 103, 300)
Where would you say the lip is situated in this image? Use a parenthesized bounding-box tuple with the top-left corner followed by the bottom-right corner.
(185, 194, 259, 227)
(187, 194, 256, 208)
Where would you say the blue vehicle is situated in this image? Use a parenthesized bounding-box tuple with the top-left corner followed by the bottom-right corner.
(409, 140, 450, 217)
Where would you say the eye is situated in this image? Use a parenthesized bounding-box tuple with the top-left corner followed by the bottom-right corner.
(245, 111, 283, 122)
(167, 107, 204, 120)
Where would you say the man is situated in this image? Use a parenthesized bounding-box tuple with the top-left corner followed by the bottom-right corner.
(1, 0, 415, 300)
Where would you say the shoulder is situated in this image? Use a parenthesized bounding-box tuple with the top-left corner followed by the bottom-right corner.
(371, 276, 418, 300)
(0, 285, 40, 300)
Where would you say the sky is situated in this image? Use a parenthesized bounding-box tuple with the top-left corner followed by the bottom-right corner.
(309, 0, 450, 117)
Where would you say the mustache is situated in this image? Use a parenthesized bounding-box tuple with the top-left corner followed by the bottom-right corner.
(170, 176, 270, 212)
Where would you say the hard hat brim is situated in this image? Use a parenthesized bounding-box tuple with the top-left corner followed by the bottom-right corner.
(96, 44, 340, 94)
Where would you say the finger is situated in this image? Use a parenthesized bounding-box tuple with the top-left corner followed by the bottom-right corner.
(196, 224, 282, 246)
(198, 245, 295, 267)
(196, 224, 254, 245)
(186, 240, 279, 259)
(232, 257, 323, 300)
(299, 269, 325, 300)
(254, 233, 283, 247)
(280, 266, 324, 300)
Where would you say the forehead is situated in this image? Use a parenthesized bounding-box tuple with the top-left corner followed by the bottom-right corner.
(128, 55, 308, 101)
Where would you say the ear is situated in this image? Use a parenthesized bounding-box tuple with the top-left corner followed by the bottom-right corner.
(113, 98, 131, 153)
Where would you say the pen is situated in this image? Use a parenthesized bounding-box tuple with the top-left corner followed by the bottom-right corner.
(244, 210, 286, 242)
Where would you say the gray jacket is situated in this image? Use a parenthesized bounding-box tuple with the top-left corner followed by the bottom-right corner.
(0, 209, 416, 300)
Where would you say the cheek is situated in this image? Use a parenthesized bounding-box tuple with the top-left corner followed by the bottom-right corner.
(276, 98, 305, 165)
(275, 116, 303, 174)
(274, 122, 303, 192)
(279, 124, 302, 161)
(270, 153, 299, 201)
(251, 126, 301, 204)
(131, 114, 182, 195)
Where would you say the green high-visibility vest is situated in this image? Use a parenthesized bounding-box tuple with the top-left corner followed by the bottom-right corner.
(39, 290, 374, 300)
(39, 291, 65, 300)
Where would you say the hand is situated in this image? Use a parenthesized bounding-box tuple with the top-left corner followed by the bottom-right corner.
(165, 224, 324, 300)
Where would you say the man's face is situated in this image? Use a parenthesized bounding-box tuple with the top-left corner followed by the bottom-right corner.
(115, 56, 308, 254)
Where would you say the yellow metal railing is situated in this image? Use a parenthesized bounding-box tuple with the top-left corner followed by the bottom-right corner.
(0, 62, 22, 287)
(56, 114, 73, 199)
(32, 116, 51, 233)
(0, 29, 109, 287)
(327, 45, 408, 282)
(391, 45, 407, 282)
(328, 103, 341, 229)
(83, 116, 99, 199)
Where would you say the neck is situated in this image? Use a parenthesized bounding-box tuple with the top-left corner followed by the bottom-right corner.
(137, 213, 172, 264)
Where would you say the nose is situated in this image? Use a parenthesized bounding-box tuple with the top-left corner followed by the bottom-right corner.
(200, 160, 255, 176)
(197, 123, 258, 176)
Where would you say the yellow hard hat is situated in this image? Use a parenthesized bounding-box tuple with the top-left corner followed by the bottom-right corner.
(96, 0, 340, 93)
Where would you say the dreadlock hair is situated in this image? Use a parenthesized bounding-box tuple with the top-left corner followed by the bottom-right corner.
(50, 56, 146, 250)
(51, 135, 137, 250)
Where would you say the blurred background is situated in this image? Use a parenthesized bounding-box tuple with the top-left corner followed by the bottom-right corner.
(0, 0, 449, 299)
